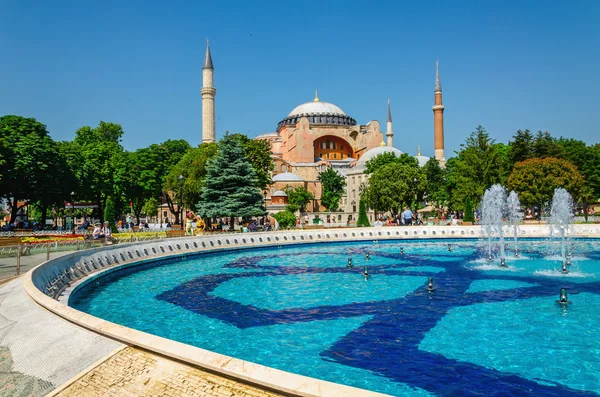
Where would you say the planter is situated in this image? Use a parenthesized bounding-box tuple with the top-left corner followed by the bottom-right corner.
(461, 221, 473, 226)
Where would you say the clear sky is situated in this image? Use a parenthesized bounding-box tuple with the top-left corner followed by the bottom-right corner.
(1, 0, 598, 157)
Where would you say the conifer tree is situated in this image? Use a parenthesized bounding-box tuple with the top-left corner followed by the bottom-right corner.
(196, 134, 264, 228)
(463, 196, 474, 222)
(357, 199, 370, 227)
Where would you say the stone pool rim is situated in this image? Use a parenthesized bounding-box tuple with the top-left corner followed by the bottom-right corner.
(23, 225, 600, 397)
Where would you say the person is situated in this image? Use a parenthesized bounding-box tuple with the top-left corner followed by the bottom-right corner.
(185, 212, 194, 236)
(402, 206, 413, 225)
(194, 215, 206, 235)
(92, 223, 105, 239)
(102, 221, 116, 244)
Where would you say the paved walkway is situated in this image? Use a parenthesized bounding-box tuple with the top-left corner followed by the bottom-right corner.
(0, 278, 123, 397)
(0, 251, 72, 282)
(55, 347, 284, 397)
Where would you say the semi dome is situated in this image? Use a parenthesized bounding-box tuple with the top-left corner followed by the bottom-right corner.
(272, 172, 304, 182)
(414, 155, 431, 167)
(354, 145, 403, 171)
(287, 101, 346, 117)
(271, 190, 288, 197)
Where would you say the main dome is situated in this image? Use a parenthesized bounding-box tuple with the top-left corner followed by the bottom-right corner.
(287, 101, 347, 117)
(278, 96, 356, 130)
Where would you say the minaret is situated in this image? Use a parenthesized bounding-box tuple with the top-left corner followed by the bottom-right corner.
(386, 99, 394, 147)
(201, 39, 216, 143)
(433, 61, 446, 167)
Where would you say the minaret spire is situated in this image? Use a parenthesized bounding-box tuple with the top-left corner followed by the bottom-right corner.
(433, 61, 446, 167)
(386, 99, 394, 148)
(314, 89, 319, 102)
(435, 60, 441, 92)
(201, 39, 216, 143)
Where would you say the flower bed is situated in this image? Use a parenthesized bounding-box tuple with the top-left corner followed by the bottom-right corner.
(20, 235, 84, 244)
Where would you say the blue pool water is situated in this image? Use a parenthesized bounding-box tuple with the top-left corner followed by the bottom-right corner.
(70, 239, 600, 396)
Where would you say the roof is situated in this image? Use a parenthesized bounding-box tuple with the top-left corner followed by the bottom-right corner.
(272, 172, 304, 182)
(287, 101, 347, 117)
(414, 155, 431, 167)
(272, 190, 288, 197)
(203, 40, 213, 69)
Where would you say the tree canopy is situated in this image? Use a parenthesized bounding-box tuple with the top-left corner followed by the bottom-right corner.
(318, 167, 346, 211)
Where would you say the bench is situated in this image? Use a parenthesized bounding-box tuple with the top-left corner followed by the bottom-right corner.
(0, 237, 31, 254)
(166, 230, 186, 238)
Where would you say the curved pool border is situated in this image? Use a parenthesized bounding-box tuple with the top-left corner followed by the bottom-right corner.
(24, 225, 600, 396)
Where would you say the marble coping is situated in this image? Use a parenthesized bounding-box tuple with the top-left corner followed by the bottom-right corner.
(24, 225, 600, 397)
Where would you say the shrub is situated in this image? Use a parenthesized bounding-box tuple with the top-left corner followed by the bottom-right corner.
(273, 211, 296, 229)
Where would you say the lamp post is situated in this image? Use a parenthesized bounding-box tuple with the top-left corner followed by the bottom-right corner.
(412, 178, 418, 224)
(70, 191, 75, 233)
(178, 175, 184, 227)
(263, 191, 268, 216)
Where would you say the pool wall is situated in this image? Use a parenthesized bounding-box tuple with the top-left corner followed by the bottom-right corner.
(24, 225, 600, 397)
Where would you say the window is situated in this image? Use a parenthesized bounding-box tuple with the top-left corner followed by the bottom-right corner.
(326, 153, 330, 159)
(320, 142, 323, 149)
(333, 142, 336, 149)
(320, 153, 323, 158)
(334, 154, 337, 159)
(281, 164, 288, 172)
(341, 144, 344, 150)
(326, 140, 330, 149)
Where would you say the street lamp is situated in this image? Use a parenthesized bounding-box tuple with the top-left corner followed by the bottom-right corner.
(412, 178, 418, 224)
(70, 191, 75, 233)
(178, 175, 184, 227)
(263, 191, 268, 216)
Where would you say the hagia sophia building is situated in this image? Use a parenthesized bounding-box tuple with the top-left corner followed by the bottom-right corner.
(200, 41, 446, 218)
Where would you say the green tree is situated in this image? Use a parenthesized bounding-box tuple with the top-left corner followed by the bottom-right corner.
(448, 125, 509, 209)
(559, 138, 600, 215)
(230, 133, 274, 190)
(196, 134, 264, 229)
(361, 162, 425, 214)
(532, 130, 563, 159)
(273, 210, 296, 229)
(364, 152, 419, 174)
(69, 121, 124, 223)
(357, 199, 370, 227)
(318, 167, 346, 211)
(142, 197, 159, 219)
(163, 143, 218, 223)
(423, 157, 447, 209)
(104, 196, 118, 233)
(284, 185, 314, 213)
(507, 157, 584, 213)
(463, 197, 474, 222)
(508, 129, 534, 165)
(0, 115, 64, 224)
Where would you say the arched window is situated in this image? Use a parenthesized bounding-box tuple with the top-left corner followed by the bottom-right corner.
(326, 140, 330, 149)
(281, 164, 288, 172)
(270, 187, 275, 195)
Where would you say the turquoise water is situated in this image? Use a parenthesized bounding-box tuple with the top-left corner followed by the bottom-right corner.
(70, 239, 600, 396)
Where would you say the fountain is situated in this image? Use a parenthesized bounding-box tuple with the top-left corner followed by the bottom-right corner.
(363, 266, 370, 280)
(347, 258, 353, 269)
(507, 191, 522, 257)
(447, 244, 452, 252)
(556, 288, 570, 305)
(400, 247, 404, 255)
(365, 252, 370, 261)
(549, 188, 574, 261)
(481, 184, 507, 264)
(426, 277, 436, 292)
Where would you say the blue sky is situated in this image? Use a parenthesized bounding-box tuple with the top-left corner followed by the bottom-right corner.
(1, 0, 598, 157)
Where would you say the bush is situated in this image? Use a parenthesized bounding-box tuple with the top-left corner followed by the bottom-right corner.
(273, 211, 296, 229)
(357, 199, 370, 227)
(464, 197, 474, 222)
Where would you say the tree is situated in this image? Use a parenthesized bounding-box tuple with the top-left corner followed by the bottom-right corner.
(507, 157, 584, 213)
(0, 115, 63, 224)
(532, 130, 563, 159)
(364, 152, 419, 174)
(230, 133, 274, 190)
(448, 126, 509, 209)
(318, 167, 346, 211)
(361, 162, 425, 214)
(69, 121, 124, 223)
(463, 197, 474, 222)
(104, 197, 118, 233)
(357, 199, 370, 227)
(559, 138, 600, 211)
(284, 186, 314, 213)
(196, 134, 264, 229)
(142, 197, 159, 219)
(273, 211, 296, 229)
(508, 129, 534, 165)
(423, 157, 447, 209)
(163, 143, 218, 224)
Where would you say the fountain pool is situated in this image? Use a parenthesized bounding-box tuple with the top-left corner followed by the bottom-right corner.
(68, 238, 600, 396)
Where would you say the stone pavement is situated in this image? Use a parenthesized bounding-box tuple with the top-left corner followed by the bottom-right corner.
(0, 278, 123, 397)
(0, 251, 72, 282)
(55, 346, 284, 397)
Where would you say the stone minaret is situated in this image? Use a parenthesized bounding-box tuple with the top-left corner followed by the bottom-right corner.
(432, 61, 446, 167)
(386, 99, 394, 147)
(201, 40, 216, 143)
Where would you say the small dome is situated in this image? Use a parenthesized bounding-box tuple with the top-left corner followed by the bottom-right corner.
(288, 101, 347, 117)
(272, 172, 304, 182)
(354, 146, 403, 171)
(271, 190, 287, 197)
(414, 155, 431, 167)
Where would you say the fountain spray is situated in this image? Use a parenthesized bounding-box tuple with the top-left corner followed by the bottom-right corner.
(481, 184, 507, 263)
(507, 191, 522, 257)
(549, 188, 573, 261)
